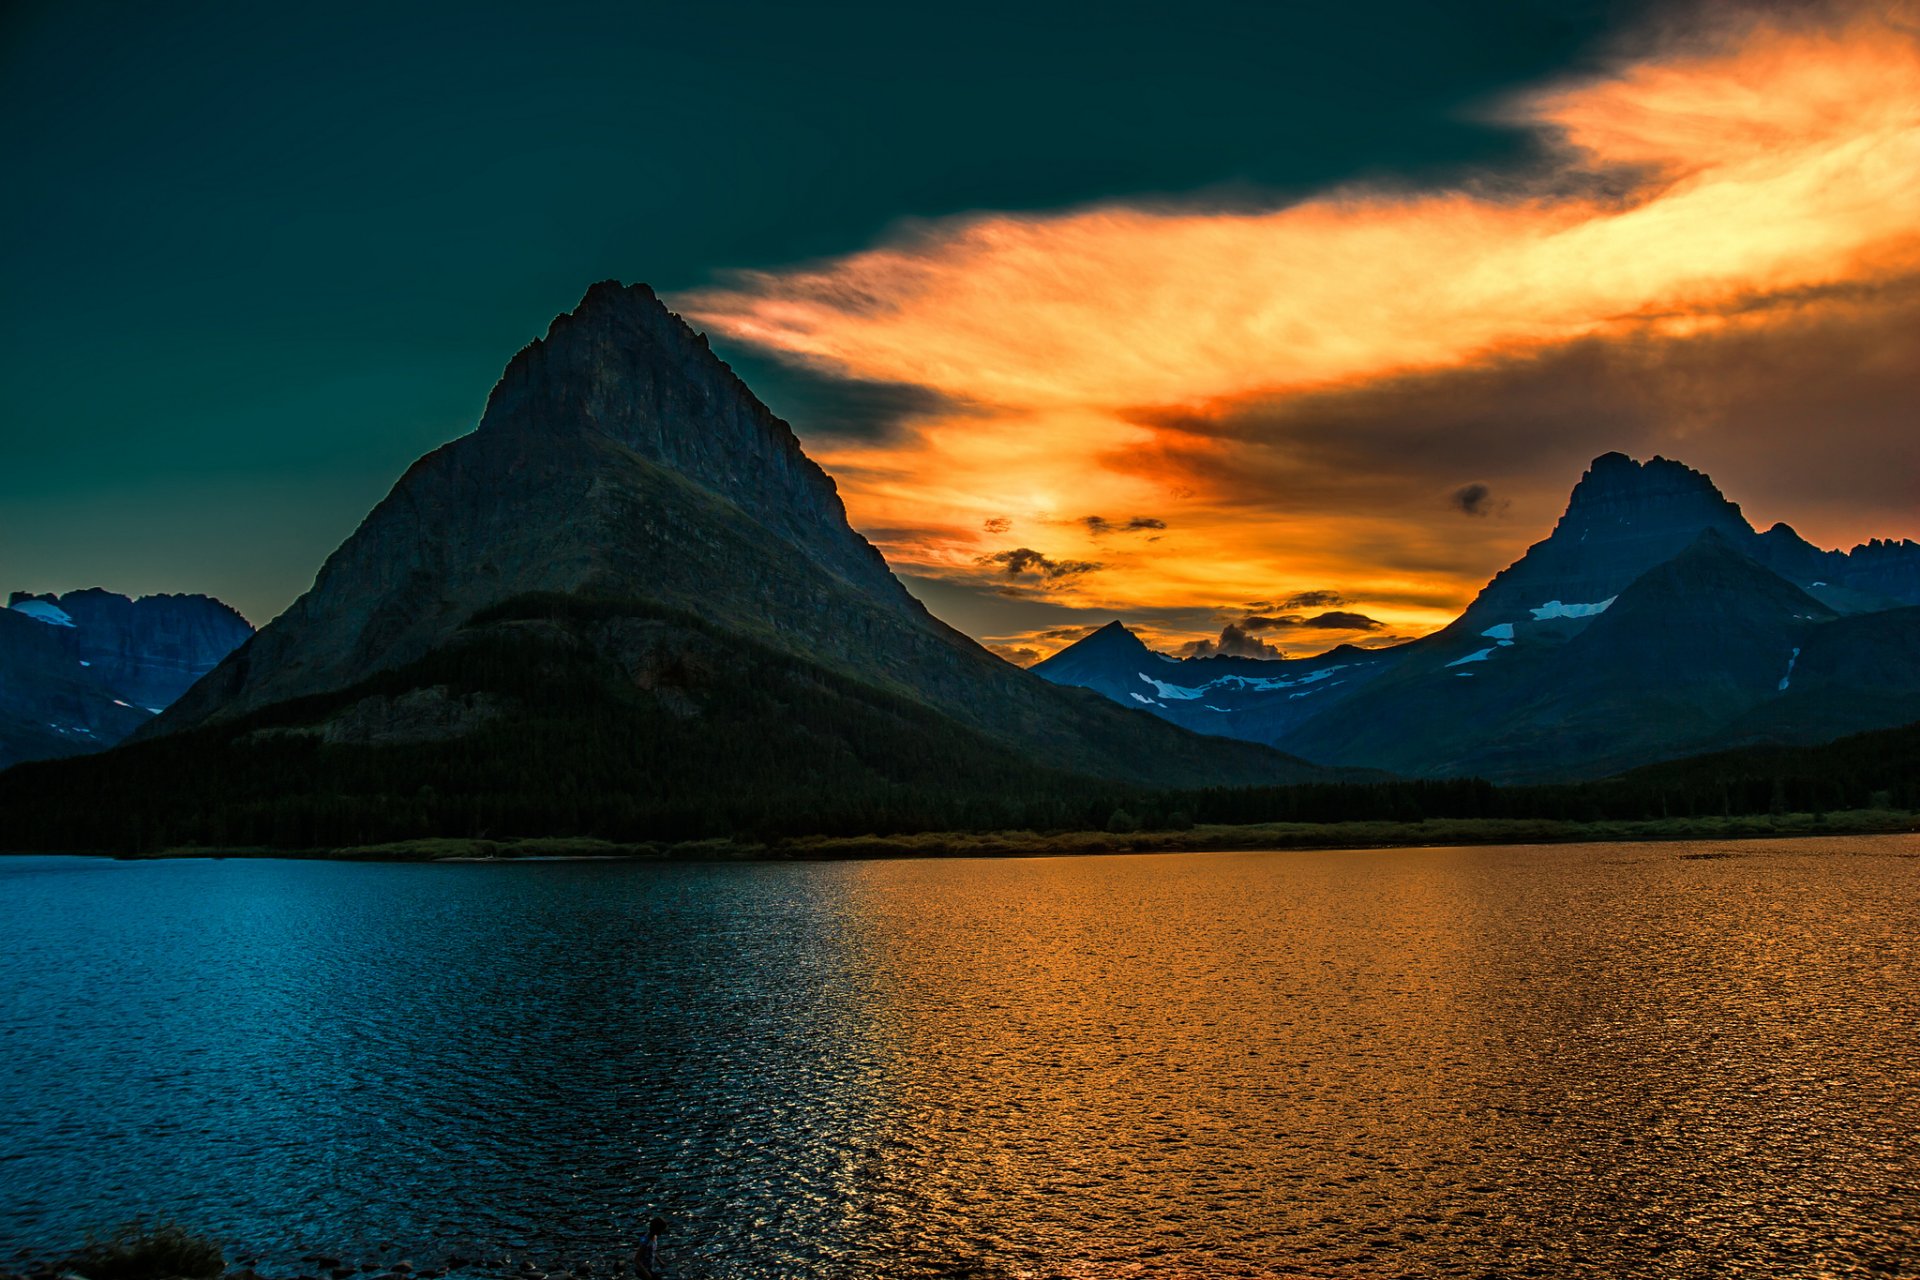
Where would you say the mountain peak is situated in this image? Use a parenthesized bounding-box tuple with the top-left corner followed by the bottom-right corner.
(1032, 620, 1158, 676)
(1561, 452, 1742, 524)
(1082, 620, 1154, 652)
(463, 279, 901, 607)
(1464, 451, 1759, 621)
(483, 280, 728, 434)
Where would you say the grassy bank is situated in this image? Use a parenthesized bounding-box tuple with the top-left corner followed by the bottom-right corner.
(122, 807, 1920, 862)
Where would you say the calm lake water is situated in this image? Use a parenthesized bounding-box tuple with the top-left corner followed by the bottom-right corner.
(2, 838, 1916, 1278)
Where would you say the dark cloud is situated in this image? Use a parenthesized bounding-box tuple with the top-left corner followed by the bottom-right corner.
(983, 516, 1012, 533)
(1039, 626, 1095, 641)
(1081, 514, 1169, 536)
(1304, 610, 1385, 631)
(976, 547, 1103, 580)
(1451, 482, 1496, 516)
(859, 524, 959, 547)
(1280, 589, 1346, 609)
(1181, 622, 1286, 660)
(1241, 610, 1385, 632)
(988, 644, 1042, 666)
(1117, 278, 1920, 578)
(708, 346, 973, 442)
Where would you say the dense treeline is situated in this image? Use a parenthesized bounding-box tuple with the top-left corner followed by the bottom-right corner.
(0, 595, 1915, 854)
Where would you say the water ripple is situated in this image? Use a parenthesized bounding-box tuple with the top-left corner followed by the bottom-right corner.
(1, 837, 1916, 1278)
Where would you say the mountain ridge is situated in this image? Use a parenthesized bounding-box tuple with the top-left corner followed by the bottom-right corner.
(0, 589, 252, 769)
(1036, 454, 1920, 781)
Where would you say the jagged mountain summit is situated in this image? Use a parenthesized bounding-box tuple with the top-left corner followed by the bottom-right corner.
(1462, 452, 1920, 627)
(1, 281, 1333, 852)
(0, 589, 252, 769)
(1037, 453, 1920, 782)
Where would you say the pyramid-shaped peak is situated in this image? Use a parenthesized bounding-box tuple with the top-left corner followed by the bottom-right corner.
(1614, 524, 1834, 617)
(452, 279, 907, 602)
(1032, 619, 1157, 674)
(1083, 620, 1153, 649)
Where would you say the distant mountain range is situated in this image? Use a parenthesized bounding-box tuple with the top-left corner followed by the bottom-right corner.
(1035, 453, 1920, 782)
(0, 283, 1331, 852)
(0, 590, 252, 770)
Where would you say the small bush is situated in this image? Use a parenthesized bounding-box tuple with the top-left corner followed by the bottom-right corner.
(69, 1220, 223, 1280)
(1105, 808, 1138, 834)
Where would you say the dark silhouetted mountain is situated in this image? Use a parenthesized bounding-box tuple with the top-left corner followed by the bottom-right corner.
(0, 590, 252, 769)
(1032, 625, 1393, 744)
(1461, 452, 1754, 627)
(1037, 452, 1920, 782)
(11, 589, 253, 707)
(1282, 531, 1846, 779)
(1, 281, 1331, 850)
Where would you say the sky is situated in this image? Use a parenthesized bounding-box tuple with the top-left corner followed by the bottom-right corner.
(3, 0, 1916, 664)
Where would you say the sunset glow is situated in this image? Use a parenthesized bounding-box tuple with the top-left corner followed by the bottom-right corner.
(681, 4, 1920, 663)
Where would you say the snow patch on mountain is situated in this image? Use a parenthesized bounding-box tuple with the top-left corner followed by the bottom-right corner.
(1778, 646, 1801, 692)
(1138, 674, 1206, 701)
(11, 600, 75, 627)
(1529, 597, 1616, 621)
(1447, 648, 1495, 667)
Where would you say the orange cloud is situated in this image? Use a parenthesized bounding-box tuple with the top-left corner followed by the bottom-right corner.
(679, 4, 1920, 660)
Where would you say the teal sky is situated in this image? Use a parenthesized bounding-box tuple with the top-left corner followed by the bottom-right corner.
(1, 1, 1626, 624)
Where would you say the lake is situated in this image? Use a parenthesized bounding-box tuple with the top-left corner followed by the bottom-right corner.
(2, 838, 1916, 1277)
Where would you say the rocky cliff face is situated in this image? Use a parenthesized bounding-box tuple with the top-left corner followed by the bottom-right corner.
(0, 589, 252, 768)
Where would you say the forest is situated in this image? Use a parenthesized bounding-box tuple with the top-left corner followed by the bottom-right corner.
(0, 594, 1914, 854)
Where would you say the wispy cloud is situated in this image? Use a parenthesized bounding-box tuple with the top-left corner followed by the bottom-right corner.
(680, 2, 1920, 657)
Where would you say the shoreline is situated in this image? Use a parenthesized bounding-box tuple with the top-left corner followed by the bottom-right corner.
(6, 808, 1915, 863)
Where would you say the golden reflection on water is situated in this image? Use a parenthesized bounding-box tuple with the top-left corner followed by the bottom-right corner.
(1, 841, 1913, 1278)
(829, 841, 1920, 1279)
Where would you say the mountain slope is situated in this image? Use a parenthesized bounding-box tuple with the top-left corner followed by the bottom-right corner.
(1281, 532, 1837, 779)
(120, 281, 1323, 799)
(0, 591, 251, 769)
(4, 595, 1277, 853)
